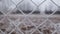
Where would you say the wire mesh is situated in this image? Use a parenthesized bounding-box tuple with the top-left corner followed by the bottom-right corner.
(0, 0, 60, 34)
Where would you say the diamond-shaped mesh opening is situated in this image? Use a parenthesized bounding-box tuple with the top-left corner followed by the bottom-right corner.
(51, 0, 60, 6)
(31, 0, 45, 6)
(44, 0, 58, 15)
(4, 24, 15, 34)
(0, 0, 60, 34)
(19, 23, 35, 34)
(11, 10, 22, 14)
(38, 20, 56, 34)
(12, 0, 23, 5)
(16, 0, 37, 14)
(0, 16, 15, 34)
(8, 16, 19, 21)
(10, 8, 22, 14)
(29, 16, 47, 26)
(18, 18, 36, 34)
(0, 0, 15, 14)
(0, 17, 10, 29)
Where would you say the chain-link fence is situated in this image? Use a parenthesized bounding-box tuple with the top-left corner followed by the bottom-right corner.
(0, 0, 60, 34)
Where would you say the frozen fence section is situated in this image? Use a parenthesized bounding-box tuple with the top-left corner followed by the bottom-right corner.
(0, 0, 60, 34)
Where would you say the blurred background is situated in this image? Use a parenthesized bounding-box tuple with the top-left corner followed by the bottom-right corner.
(0, 0, 60, 34)
(0, 0, 60, 15)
